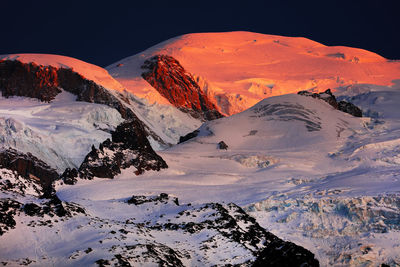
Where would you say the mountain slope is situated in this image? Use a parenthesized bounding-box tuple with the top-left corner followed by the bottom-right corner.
(0, 53, 197, 173)
(59, 87, 400, 265)
(0, 90, 124, 171)
(107, 31, 400, 116)
(0, 54, 200, 148)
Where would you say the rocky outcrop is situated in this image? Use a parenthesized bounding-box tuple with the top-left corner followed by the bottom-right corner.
(0, 59, 133, 119)
(338, 100, 363, 117)
(62, 120, 168, 183)
(253, 239, 319, 266)
(0, 198, 20, 235)
(298, 89, 362, 117)
(0, 148, 58, 195)
(178, 129, 199, 144)
(0, 167, 86, 236)
(127, 193, 179, 206)
(0, 59, 167, 147)
(0, 60, 60, 101)
(217, 141, 228, 150)
(141, 55, 223, 121)
(115, 194, 319, 266)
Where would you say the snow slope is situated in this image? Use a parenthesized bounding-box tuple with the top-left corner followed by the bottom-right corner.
(0, 91, 124, 171)
(53, 86, 400, 266)
(107, 31, 400, 115)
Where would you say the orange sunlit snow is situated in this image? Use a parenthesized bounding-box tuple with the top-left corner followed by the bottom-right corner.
(108, 32, 400, 115)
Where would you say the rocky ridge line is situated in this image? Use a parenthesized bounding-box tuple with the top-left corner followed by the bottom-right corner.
(298, 89, 362, 117)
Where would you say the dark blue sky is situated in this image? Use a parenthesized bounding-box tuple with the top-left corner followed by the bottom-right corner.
(1, 1, 399, 67)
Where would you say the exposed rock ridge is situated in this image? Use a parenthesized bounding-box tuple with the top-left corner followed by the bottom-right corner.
(0, 148, 58, 195)
(119, 193, 319, 266)
(62, 120, 168, 183)
(0, 151, 86, 236)
(0, 59, 167, 147)
(298, 89, 362, 117)
(141, 55, 223, 121)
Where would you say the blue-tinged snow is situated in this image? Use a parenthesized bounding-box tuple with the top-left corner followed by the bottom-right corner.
(55, 85, 400, 266)
(0, 91, 124, 171)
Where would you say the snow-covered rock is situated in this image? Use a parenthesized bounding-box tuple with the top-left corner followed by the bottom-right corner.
(0, 191, 318, 266)
(64, 119, 168, 183)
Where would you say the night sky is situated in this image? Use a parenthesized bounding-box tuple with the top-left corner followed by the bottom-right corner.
(1, 1, 399, 67)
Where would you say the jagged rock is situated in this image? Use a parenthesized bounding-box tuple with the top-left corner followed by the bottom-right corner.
(0, 193, 85, 235)
(23, 203, 42, 216)
(0, 60, 60, 101)
(60, 168, 79, 185)
(338, 100, 363, 117)
(0, 199, 21, 235)
(0, 148, 58, 195)
(178, 129, 199, 144)
(217, 141, 228, 150)
(298, 89, 362, 117)
(127, 193, 179, 206)
(77, 120, 168, 180)
(141, 55, 223, 121)
(0, 168, 42, 197)
(253, 239, 320, 266)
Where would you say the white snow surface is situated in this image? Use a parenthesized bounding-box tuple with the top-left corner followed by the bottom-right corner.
(0, 91, 124, 171)
(48, 85, 400, 266)
(107, 31, 400, 116)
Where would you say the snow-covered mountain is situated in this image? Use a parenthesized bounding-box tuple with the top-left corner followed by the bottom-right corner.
(0, 54, 202, 150)
(107, 31, 400, 116)
(0, 52, 320, 266)
(51, 84, 400, 265)
(1, 32, 400, 266)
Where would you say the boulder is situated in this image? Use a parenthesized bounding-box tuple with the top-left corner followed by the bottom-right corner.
(217, 141, 228, 150)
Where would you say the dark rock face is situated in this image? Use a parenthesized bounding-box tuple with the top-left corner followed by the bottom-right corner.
(141, 55, 223, 121)
(298, 89, 362, 117)
(0, 60, 61, 101)
(253, 238, 320, 266)
(128, 193, 179, 206)
(338, 100, 363, 117)
(60, 168, 79, 185)
(0, 148, 58, 195)
(217, 141, 228, 150)
(178, 129, 199, 144)
(0, 199, 21, 235)
(63, 120, 168, 182)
